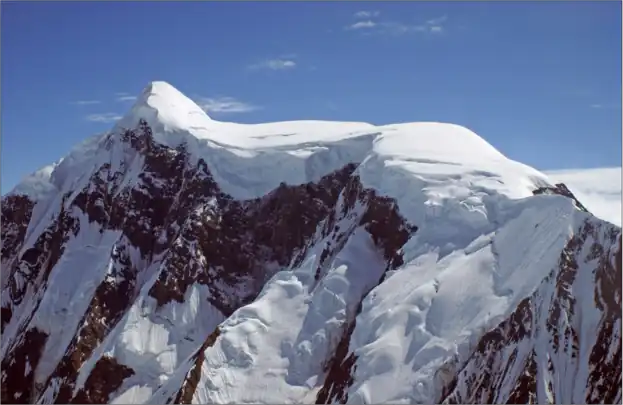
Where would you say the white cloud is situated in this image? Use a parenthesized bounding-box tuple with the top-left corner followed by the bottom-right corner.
(249, 56, 297, 71)
(117, 95, 137, 102)
(72, 100, 101, 105)
(378, 21, 426, 35)
(425, 15, 447, 34)
(195, 97, 260, 114)
(426, 15, 447, 26)
(346, 20, 377, 30)
(590, 103, 621, 109)
(85, 113, 122, 123)
(544, 167, 622, 226)
(354, 10, 380, 19)
(346, 14, 448, 36)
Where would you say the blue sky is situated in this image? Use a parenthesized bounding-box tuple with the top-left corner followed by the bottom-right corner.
(2, 1, 621, 193)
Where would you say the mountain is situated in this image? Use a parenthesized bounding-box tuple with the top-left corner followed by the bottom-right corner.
(1, 81, 620, 404)
(544, 168, 621, 227)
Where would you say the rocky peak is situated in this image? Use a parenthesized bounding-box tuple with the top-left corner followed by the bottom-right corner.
(438, 218, 621, 404)
(1, 85, 620, 404)
(533, 183, 589, 213)
(115, 81, 213, 135)
(1, 118, 417, 403)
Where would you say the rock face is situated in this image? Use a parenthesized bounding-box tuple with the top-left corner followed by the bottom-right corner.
(0, 119, 415, 404)
(314, 224, 622, 404)
(1, 82, 620, 404)
(438, 221, 621, 404)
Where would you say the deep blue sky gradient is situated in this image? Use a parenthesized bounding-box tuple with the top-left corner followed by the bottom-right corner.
(2, 1, 621, 193)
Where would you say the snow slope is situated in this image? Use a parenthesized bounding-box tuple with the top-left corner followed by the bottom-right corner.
(7, 81, 551, 204)
(148, 196, 587, 404)
(1, 81, 620, 405)
(343, 197, 583, 403)
(545, 167, 621, 226)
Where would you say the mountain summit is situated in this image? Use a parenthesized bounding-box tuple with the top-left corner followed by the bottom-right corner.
(116, 81, 214, 133)
(2, 82, 620, 404)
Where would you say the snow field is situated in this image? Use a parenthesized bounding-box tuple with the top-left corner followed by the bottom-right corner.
(4, 81, 618, 404)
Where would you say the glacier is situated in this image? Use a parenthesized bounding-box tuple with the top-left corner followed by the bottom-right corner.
(1, 81, 620, 404)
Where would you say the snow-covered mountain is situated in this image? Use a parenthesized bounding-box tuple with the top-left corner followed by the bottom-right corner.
(544, 168, 621, 227)
(1, 81, 620, 404)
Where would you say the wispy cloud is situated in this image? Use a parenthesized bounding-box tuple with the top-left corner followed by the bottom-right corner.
(424, 15, 447, 33)
(345, 14, 448, 36)
(72, 100, 101, 106)
(426, 15, 447, 26)
(85, 113, 122, 123)
(114, 92, 137, 102)
(346, 20, 377, 30)
(378, 21, 427, 35)
(354, 10, 380, 19)
(117, 95, 137, 102)
(590, 103, 621, 110)
(195, 96, 260, 114)
(249, 55, 297, 71)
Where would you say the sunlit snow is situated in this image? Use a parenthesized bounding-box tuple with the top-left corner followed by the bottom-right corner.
(3, 81, 619, 404)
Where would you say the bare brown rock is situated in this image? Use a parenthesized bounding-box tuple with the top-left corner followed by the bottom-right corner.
(70, 356, 135, 404)
(1, 120, 414, 404)
(439, 219, 622, 404)
(2, 118, 617, 405)
(316, 175, 416, 404)
(0, 327, 48, 403)
(1, 194, 35, 263)
(533, 183, 589, 213)
(174, 327, 222, 404)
